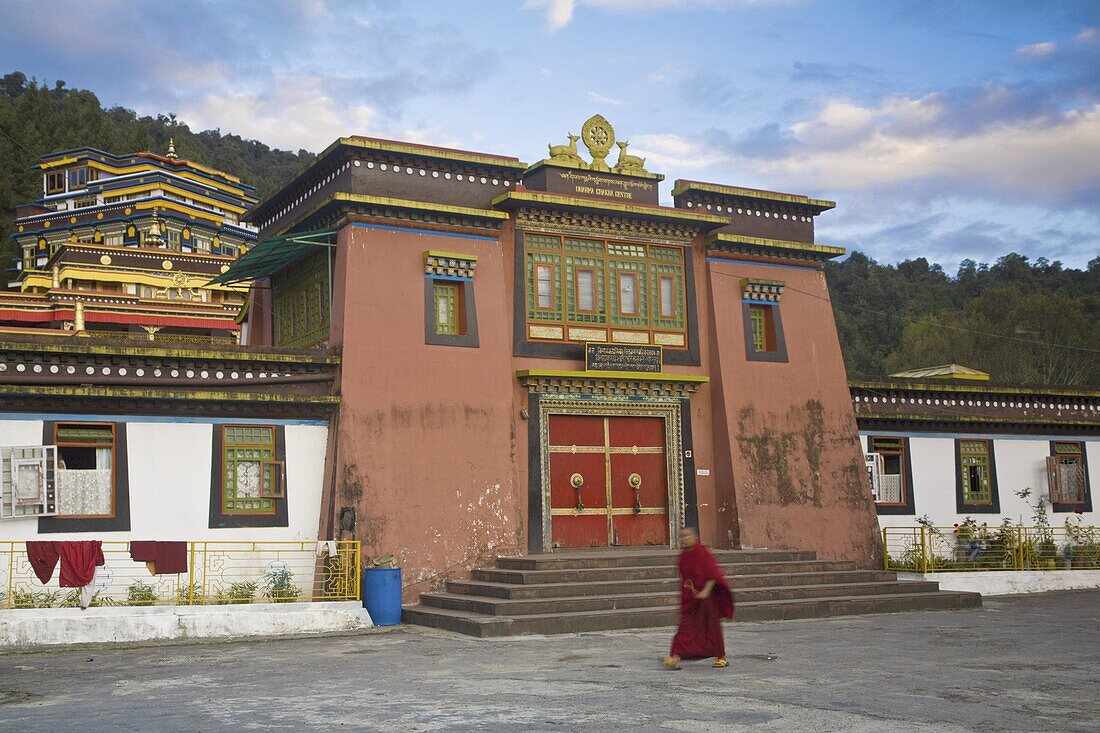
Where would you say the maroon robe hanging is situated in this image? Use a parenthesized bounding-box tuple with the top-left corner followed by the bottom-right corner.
(669, 543, 734, 660)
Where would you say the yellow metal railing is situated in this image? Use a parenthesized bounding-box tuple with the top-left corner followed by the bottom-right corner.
(0, 540, 360, 609)
(883, 526, 1100, 573)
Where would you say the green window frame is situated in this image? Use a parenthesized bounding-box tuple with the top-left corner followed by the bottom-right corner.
(523, 233, 684, 342)
(434, 281, 460, 335)
(959, 439, 993, 505)
(221, 425, 281, 515)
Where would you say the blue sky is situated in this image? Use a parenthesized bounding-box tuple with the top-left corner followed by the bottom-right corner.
(2, 0, 1099, 270)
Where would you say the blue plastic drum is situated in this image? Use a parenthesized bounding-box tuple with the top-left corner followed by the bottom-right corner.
(362, 567, 402, 626)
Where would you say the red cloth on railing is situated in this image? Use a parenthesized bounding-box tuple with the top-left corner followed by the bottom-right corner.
(129, 540, 157, 563)
(154, 541, 188, 575)
(26, 541, 60, 585)
(58, 541, 105, 588)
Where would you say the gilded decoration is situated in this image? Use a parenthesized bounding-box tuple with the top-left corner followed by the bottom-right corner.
(741, 278, 785, 302)
(517, 370, 706, 398)
(536, 395, 686, 553)
(424, 250, 477, 279)
(513, 208, 698, 243)
(543, 115, 653, 176)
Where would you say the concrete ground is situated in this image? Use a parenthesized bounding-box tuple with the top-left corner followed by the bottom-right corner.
(0, 591, 1097, 733)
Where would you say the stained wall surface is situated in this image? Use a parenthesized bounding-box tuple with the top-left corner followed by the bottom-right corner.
(707, 259, 882, 566)
(328, 223, 522, 599)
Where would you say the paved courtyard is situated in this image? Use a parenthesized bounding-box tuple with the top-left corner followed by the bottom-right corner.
(1, 590, 1097, 732)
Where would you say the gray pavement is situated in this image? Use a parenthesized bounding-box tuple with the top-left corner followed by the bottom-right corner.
(1, 591, 1098, 732)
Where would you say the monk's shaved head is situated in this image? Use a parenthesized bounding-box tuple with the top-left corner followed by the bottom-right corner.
(680, 527, 698, 547)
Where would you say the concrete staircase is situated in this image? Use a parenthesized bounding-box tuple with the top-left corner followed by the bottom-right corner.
(402, 548, 981, 637)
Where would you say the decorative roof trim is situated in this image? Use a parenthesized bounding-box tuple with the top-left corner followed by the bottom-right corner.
(673, 180, 835, 211)
(708, 232, 845, 257)
(494, 190, 727, 226)
(338, 136, 528, 170)
(0, 339, 339, 364)
(517, 369, 707, 397)
(849, 379, 1100, 399)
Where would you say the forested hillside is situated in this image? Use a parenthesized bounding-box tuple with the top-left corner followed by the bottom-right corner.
(0, 71, 313, 263)
(825, 253, 1100, 385)
(1, 72, 1096, 385)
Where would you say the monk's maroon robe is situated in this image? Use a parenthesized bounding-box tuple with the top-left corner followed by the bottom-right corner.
(670, 543, 734, 660)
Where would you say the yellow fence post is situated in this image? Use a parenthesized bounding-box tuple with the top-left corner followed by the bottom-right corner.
(186, 541, 196, 605)
(920, 526, 928, 574)
(882, 528, 888, 571)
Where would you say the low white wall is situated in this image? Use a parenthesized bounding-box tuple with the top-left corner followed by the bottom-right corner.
(0, 601, 373, 649)
(863, 433, 1099, 529)
(900, 570, 1100, 596)
(0, 416, 328, 542)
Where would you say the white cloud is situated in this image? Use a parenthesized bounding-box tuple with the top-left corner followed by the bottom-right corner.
(1017, 41, 1057, 57)
(755, 99, 1100, 206)
(523, 0, 794, 31)
(524, 0, 575, 32)
(630, 133, 716, 170)
(174, 76, 377, 151)
(585, 91, 624, 106)
(1076, 27, 1098, 44)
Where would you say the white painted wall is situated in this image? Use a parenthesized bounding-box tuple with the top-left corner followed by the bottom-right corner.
(0, 417, 329, 542)
(862, 433, 1099, 529)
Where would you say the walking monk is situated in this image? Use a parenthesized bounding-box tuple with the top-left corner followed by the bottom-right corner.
(663, 527, 734, 669)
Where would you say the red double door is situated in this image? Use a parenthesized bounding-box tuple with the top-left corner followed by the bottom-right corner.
(548, 415, 670, 548)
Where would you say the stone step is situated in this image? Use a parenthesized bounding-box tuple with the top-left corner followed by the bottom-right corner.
(422, 580, 943, 616)
(420, 580, 944, 616)
(472, 559, 856, 585)
(402, 591, 982, 638)
(447, 569, 900, 600)
(495, 548, 816, 570)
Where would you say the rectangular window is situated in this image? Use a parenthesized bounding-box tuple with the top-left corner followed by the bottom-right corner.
(869, 436, 907, 505)
(618, 272, 638, 315)
(959, 439, 993, 505)
(536, 265, 554, 309)
(748, 304, 778, 353)
(434, 282, 459, 335)
(45, 172, 65, 194)
(1, 446, 59, 519)
(54, 423, 115, 518)
(222, 425, 279, 515)
(1048, 442, 1088, 506)
(576, 269, 596, 312)
(67, 167, 88, 189)
(659, 276, 675, 318)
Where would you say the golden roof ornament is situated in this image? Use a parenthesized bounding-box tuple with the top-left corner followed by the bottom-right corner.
(166, 138, 178, 159)
(581, 114, 615, 172)
(544, 115, 651, 176)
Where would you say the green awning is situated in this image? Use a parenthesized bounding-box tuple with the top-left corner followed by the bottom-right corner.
(207, 229, 338, 285)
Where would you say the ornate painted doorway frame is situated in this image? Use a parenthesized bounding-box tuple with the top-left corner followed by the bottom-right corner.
(519, 370, 707, 554)
(541, 400, 684, 550)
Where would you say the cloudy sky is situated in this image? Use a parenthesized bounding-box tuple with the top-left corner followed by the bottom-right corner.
(2, 0, 1099, 270)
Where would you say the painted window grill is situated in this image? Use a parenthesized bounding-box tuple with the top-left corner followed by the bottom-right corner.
(0, 446, 59, 519)
(869, 436, 907, 505)
(272, 249, 330, 348)
(959, 439, 993, 505)
(222, 425, 280, 515)
(45, 171, 65, 195)
(1048, 442, 1087, 504)
(54, 423, 115, 518)
(433, 282, 459, 335)
(747, 304, 781, 354)
(524, 233, 687, 346)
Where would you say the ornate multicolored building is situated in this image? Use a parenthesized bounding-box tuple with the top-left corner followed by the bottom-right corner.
(219, 116, 883, 598)
(0, 144, 257, 344)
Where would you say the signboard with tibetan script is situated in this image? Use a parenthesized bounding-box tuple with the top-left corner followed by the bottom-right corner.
(585, 343, 662, 373)
(522, 165, 661, 206)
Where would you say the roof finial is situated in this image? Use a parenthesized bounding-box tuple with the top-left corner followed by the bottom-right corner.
(166, 138, 178, 159)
